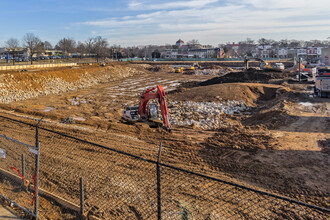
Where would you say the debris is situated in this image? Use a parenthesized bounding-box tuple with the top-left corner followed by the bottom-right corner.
(60, 116, 74, 124)
(169, 100, 248, 130)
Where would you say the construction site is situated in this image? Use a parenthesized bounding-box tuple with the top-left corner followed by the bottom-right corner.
(0, 61, 329, 219)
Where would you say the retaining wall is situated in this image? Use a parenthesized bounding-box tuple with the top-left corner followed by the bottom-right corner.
(0, 63, 77, 71)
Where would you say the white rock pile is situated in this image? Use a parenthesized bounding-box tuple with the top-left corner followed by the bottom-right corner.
(194, 68, 235, 76)
(168, 100, 248, 130)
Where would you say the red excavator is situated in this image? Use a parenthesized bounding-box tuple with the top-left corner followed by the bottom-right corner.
(122, 85, 171, 131)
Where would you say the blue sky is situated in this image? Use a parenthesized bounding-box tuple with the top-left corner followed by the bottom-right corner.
(1, 0, 330, 47)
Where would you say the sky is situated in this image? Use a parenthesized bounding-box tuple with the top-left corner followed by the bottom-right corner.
(1, 0, 330, 47)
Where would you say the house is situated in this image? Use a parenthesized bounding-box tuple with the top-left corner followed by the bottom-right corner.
(297, 48, 307, 57)
(320, 48, 330, 65)
(0, 47, 29, 58)
(162, 48, 219, 59)
(256, 45, 274, 58)
(187, 48, 218, 58)
(277, 48, 288, 58)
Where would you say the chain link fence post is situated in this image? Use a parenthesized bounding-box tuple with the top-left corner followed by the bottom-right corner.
(157, 142, 162, 220)
(80, 177, 85, 217)
(34, 142, 40, 220)
(21, 154, 25, 186)
(34, 117, 43, 220)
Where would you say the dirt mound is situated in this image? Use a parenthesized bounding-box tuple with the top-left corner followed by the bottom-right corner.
(169, 83, 289, 106)
(200, 69, 289, 86)
(149, 65, 175, 73)
(203, 126, 276, 151)
(243, 109, 297, 129)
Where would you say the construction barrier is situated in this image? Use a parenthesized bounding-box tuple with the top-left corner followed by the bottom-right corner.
(0, 63, 77, 71)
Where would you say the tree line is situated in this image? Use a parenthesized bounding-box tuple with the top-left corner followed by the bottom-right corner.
(2, 34, 330, 64)
(3, 33, 110, 64)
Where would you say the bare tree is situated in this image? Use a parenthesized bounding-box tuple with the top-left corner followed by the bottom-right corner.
(288, 40, 301, 48)
(76, 41, 86, 58)
(110, 45, 122, 59)
(258, 38, 275, 45)
(85, 37, 95, 55)
(187, 39, 200, 49)
(23, 33, 43, 64)
(43, 41, 53, 50)
(92, 36, 109, 62)
(188, 39, 199, 45)
(245, 38, 254, 44)
(309, 40, 323, 47)
(5, 38, 20, 65)
(279, 39, 289, 48)
(56, 37, 76, 57)
(237, 41, 255, 57)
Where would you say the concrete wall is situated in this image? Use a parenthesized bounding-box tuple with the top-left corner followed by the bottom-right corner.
(0, 63, 77, 71)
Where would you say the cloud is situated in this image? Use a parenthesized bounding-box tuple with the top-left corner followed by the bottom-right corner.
(128, 0, 219, 10)
(78, 0, 330, 45)
(240, 0, 330, 9)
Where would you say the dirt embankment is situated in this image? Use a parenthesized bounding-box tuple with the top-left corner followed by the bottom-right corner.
(169, 82, 290, 106)
(0, 64, 151, 103)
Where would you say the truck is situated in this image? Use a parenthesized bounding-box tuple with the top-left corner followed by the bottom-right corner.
(314, 68, 330, 98)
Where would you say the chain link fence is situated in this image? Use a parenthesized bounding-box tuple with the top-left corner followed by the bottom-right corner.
(0, 121, 39, 218)
(0, 113, 329, 219)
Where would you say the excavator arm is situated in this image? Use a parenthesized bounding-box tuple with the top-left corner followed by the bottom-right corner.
(244, 57, 267, 69)
(139, 85, 172, 130)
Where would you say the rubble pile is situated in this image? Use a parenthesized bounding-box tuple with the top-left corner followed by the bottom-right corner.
(150, 65, 175, 72)
(169, 100, 248, 130)
(194, 67, 235, 76)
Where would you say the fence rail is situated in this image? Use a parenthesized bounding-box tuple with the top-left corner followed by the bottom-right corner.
(0, 113, 329, 219)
